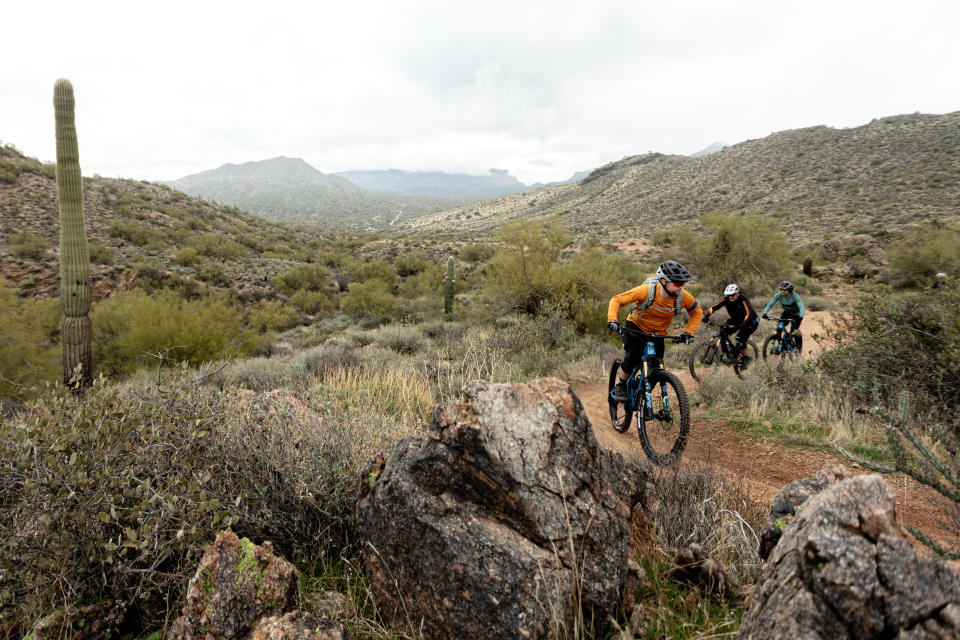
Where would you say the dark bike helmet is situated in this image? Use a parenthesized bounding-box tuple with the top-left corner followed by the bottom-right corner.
(656, 260, 694, 283)
(777, 280, 794, 293)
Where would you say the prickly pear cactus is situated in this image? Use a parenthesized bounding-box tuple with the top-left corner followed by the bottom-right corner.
(54, 79, 92, 386)
(444, 255, 455, 317)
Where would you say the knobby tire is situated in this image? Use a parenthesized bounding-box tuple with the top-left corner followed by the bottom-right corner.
(637, 369, 689, 466)
(608, 359, 632, 433)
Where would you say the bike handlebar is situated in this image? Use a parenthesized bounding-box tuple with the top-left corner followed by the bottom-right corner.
(703, 317, 740, 329)
(615, 325, 687, 343)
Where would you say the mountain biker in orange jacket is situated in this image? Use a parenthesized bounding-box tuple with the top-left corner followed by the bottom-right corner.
(607, 260, 702, 402)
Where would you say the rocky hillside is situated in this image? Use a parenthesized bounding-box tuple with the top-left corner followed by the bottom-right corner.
(402, 111, 960, 243)
(0, 145, 344, 301)
(165, 157, 466, 229)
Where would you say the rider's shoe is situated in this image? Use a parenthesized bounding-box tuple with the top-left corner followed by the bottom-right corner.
(612, 382, 629, 403)
(739, 355, 751, 371)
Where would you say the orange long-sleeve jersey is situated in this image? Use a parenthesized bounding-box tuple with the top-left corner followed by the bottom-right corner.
(607, 283, 702, 335)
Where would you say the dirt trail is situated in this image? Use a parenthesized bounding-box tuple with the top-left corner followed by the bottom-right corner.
(572, 311, 952, 550)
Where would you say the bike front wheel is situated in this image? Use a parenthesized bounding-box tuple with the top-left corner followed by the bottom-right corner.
(732, 340, 760, 378)
(761, 334, 796, 370)
(688, 341, 721, 382)
(608, 359, 633, 433)
(637, 369, 690, 466)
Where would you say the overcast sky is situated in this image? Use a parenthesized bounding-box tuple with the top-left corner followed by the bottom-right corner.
(2, 0, 958, 185)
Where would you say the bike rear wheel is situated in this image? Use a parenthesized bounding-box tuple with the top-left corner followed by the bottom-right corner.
(637, 369, 690, 466)
(608, 359, 633, 433)
(688, 341, 721, 382)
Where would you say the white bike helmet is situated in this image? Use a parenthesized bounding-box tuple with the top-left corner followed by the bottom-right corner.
(724, 283, 740, 296)
(937, 272, 947, 278)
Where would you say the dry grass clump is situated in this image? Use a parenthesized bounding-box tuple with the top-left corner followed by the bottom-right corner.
(652, 464, 767, 585)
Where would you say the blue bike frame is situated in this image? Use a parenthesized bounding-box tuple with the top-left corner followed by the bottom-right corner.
(615, 339, 672, 418)
(775, 320, 796, 353)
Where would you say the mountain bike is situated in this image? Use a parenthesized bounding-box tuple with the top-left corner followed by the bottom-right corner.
(608, 329, 690, 466)
(688, 318, 759, 382)
(761, 315, 803, 370)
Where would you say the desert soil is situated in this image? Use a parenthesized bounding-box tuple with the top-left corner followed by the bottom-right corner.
(572, 310, 954, 550)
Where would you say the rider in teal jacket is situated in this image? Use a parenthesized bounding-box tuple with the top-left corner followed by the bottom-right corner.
(762, 280, 805, 338)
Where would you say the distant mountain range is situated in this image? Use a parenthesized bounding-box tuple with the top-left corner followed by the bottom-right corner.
(690, 141, 727, 157)
(334, 168, 589, 199)
(403, 111, 960, 244)
(163, 158, 468, 229)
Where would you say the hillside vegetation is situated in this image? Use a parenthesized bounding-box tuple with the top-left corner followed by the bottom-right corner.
(403, 111, 960, 243)
(165, 156, 468, 229)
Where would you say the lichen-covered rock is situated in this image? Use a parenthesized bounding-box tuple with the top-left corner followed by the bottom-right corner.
(740, 475, 960, 639)
(757, 463, 846, 560)
(248, 612, 349, 639)
(168, 529, 298, 639)
(356, 378, 654, 639)
(671, 542, 740, 600)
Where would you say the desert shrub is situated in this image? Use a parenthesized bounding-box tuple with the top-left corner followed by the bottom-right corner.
(881, 222, 960, 289)
(216, 356, 293, 391)
(248, 299, 300, 333)
(92, 289, 261, 375)
(819, 287, 960, 424)
(340, 279, 402, 325)
(197, 262, 231, 287)
(369, 323, 430, 355)
(668, 212, 793, 292)
(186, 232, 248, 261)
(289, 288, 334, 315)
(290, 343, 360, 377)
(7, 231, 50, 260)
(0, 285, 60, 403)
(791, 273, 823, 295)
(133, 263, 201, 298)
(0, 158, 18, 183)
(419, 320, 468, 344)
(0, 369, 385, 636)
(804, 295, 835, 311)
(482, 218, 639, 333)
(107, 220, 162, 247)
(345, 258, 398, 290)
(394, 251, 430, 276)
(173, 246, 202, 267)
(88, 242, 116, 265)
(271, 264, 332, 295)
(458, 242, 496, 263)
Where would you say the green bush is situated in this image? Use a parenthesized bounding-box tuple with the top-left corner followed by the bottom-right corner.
(819, 287, 960, 422)
(345, 258, 398, 290)
(107, 220, 162, 247)
(0, 371, 361, 636)
(881, 222, 960, 289)
(459, 242, 496, 262)
(92, 289, 261, 375)
(271, 264, 332, 295)
(290, 343, 360, 377)
(341, 279, 402, 325)
(668, 212, 793, 292)
(173, 246, 202, 267)
(289, 288, 334, 315)
(0, 285, 61, 403)
(7, 231, 50, 260)
(248, 299, 300, 333)
(198, 262, 231, 287)
(0, 158, 18, 184)
(369, 323, 430, 355)
(394, 251, 430, 276)
(186, 232, 248, 261)
(88, 242, 116, 265)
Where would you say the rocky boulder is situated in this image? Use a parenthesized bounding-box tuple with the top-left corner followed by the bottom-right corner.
(757, 463, 847, 560)
(740, 474, 960, 639)
(168, 529, 349, 640)
(355, 378, 654, 639)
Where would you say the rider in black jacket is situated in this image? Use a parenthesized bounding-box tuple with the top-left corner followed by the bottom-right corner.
(703, 284, 758, 368)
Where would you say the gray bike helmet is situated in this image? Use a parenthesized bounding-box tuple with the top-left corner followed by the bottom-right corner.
(777, 280, 794, 293)
(724, 283, 740, 296)
(656, 260, 694, 283)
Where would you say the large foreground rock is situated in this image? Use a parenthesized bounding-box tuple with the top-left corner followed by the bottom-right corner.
(356, 378, 654, 639)
(740, 474, 960, 639)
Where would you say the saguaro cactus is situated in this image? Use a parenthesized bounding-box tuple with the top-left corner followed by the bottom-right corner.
(54, 79, 92, 386)
(802, 255, 813, 276)
(443, 255, 455, 318)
